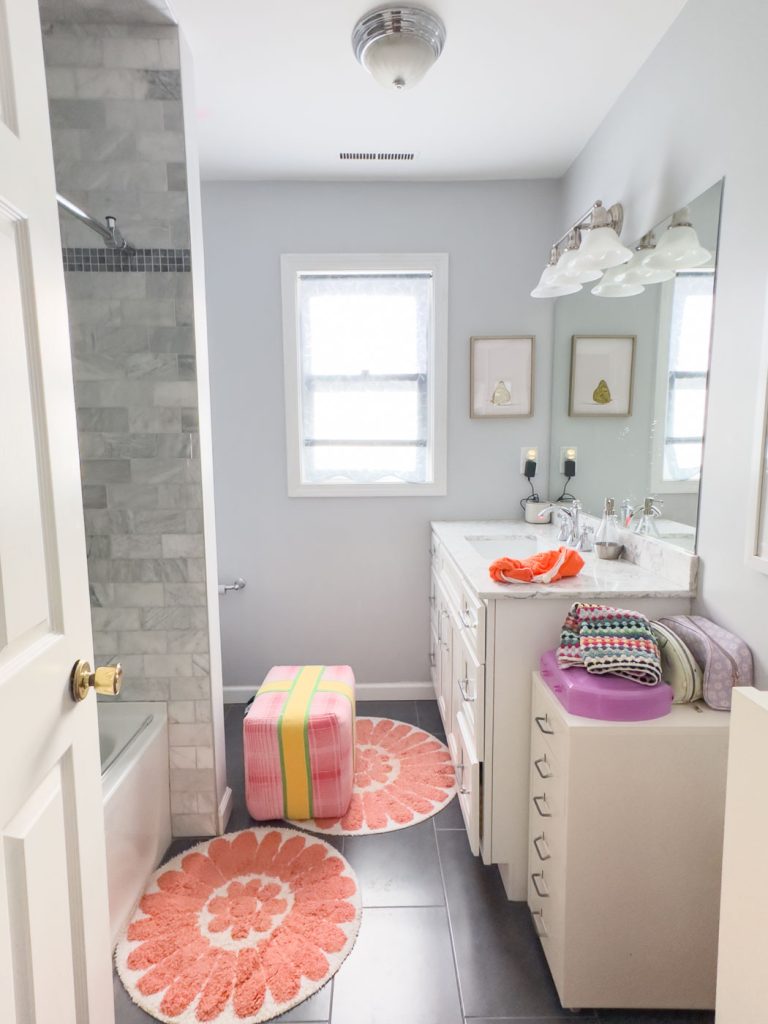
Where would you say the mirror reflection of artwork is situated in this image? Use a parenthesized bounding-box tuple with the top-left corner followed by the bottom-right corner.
(569, 335, 635, 416)
(470, 335, 534, 417)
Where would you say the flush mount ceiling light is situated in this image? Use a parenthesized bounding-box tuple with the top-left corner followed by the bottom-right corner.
(644, 208, 712, 271)
(352, 5, 446, 91)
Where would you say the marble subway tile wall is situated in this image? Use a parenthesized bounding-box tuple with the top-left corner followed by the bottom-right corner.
(43, 20, 217, 836)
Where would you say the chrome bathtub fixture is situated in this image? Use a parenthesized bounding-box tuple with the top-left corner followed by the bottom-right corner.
(218, 577, 247, 595)
(531, 200, 632, 298)
(57, 193, 136, 252)
(352, 5, 446, 91)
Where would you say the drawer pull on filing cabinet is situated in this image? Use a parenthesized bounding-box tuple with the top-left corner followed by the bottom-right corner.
(532, 794, 552, 818)
(531, 872, 549, 898)
(532, 833, 551, 860)
(534, 755, 552, 779)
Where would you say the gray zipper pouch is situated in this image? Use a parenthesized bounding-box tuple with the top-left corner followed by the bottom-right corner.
(658, 615, 754, 710)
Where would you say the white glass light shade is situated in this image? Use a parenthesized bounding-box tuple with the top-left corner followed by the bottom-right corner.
(644, 223, 711, 271)
(571, 226, 633, 271)
(621, 249, 675, 285)
(361, 33, 437, 90)
(531, 265, 581, 298)
(591, 266, 645, 298)
(556, 248, 603, 283)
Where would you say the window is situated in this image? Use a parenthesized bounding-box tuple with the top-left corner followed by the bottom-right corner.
(281, 254, 448, 496)
(651, 271, 714, 492)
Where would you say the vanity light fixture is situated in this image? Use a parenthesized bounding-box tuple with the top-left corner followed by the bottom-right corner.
(555, 231, 603, 284)
(591, 265, 645, 298)
(531, 200, 631, 299)
(569, 202, 633, 271)
(644, 208, 711, 271)
(619, 233, 675, 285)
(530, 247, 582, 298)
(352, 5, 446, 91)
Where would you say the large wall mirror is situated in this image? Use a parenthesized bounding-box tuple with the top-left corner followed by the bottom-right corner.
(547, 179, 723, 551)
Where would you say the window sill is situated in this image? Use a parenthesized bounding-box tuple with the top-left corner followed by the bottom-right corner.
(287, 481, 447, 498)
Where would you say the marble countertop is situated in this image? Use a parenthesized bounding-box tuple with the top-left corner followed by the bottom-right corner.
(431, 520, 697, 601)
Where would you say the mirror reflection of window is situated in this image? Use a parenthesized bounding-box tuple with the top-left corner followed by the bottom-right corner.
(659, 271, 714, 485)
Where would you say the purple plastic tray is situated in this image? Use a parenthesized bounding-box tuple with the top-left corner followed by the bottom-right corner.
(539, 650, 672, 722)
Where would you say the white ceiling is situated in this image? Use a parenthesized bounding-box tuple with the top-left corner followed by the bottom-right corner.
(169, 0, 688, 182)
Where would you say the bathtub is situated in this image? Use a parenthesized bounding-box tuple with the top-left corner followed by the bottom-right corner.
(99, 702, 172, 944)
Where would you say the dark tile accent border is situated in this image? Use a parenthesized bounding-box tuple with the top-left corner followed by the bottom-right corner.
(62, 247, 191, 272)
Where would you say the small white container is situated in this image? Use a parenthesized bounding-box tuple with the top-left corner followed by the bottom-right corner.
(524, 501, 552, 524)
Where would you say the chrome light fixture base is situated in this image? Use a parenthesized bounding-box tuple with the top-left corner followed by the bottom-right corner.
(353, 5, 446, 90)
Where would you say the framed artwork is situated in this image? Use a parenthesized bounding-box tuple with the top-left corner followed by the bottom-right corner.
(569, 334, 636, 416)
(470, 335, 534, 418)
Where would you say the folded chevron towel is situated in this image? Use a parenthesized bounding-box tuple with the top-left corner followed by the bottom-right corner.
(556, 602, 662, 686)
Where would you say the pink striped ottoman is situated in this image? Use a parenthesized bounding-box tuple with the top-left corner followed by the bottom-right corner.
(244, 665, 355, 821)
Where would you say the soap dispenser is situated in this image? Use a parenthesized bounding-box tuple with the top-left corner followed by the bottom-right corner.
(596, 497, 620, 543)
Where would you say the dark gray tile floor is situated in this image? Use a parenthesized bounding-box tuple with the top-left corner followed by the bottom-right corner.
(114, 699, 715, 1024)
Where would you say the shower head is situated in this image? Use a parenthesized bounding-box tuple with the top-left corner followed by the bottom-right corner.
(104, 215, 136, 253)
(56, 194, 136, 253)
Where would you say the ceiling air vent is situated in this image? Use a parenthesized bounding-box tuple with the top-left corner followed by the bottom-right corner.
(339, 152, 416, 162)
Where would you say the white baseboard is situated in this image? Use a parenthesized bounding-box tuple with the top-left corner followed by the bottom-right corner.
(222, 681, 433, 704)
(217, 785, 233, 834)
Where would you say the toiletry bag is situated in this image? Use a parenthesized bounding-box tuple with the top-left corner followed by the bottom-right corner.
(657, 615, 753, 710)
(651, 620, 703, 704)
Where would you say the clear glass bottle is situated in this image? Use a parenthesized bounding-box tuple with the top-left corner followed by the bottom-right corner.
(596, 497, 620, 544)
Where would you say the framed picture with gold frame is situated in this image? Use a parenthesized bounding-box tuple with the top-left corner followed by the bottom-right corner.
(569, 334, 636, 416)
(470, 335, 534, 418)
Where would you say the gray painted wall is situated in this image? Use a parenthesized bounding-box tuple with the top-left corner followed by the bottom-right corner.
(202, 181, 558, 689)
(561, 0, 768, 684)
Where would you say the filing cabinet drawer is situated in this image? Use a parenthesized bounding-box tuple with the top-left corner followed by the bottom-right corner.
(531, 671, 568, 757)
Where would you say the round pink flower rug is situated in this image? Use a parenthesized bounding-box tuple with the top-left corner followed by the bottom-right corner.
(115, 827, 361, 1023)
(286, 717, 456, 836)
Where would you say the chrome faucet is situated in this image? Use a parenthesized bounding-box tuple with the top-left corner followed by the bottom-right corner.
(537, 500, 584, 548)
(628, 496, 663, 536)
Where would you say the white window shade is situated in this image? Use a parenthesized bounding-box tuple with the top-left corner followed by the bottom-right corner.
(281, 254, 448, 497)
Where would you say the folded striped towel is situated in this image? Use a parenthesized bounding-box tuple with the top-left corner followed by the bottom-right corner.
(556, 602, 662, 686)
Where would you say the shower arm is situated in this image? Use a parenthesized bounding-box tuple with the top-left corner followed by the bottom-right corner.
(56, 193, 136, 252)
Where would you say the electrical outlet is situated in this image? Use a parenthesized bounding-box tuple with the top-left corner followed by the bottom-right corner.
(520, 446, 538, 474)
(560, 446, 578, 474)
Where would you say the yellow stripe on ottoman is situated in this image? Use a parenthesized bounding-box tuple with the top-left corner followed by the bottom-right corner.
(277, 665, 324, 819)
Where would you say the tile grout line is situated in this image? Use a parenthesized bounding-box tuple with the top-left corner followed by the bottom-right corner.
(433, 814, 468, 1021)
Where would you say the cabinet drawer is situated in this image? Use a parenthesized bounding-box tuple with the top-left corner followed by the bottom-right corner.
(529, 733, 565, 824)
(452, 709, 481, 855)
(531, 674, 567, 757)
(454, 626, 485, 759)
(439, 550, 486, 665)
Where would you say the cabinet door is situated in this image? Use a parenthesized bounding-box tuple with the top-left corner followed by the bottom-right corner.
(436, 587, 452, 733)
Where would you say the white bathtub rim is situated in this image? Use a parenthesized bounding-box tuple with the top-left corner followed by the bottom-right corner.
(100, 702, 168, 804)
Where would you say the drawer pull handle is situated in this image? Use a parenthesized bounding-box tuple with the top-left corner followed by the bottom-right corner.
(455, 762, 470, 796)
(459, 609, 475, 631)
(531, 872, 549, 898)
(534, 756, 552, 779)
(429, 595, 435, 608)
(429, 652, 436, 668)
(535, 714, 554, 735)
(458, 676, 474, 702)
(533, 794, 551, 818)
(533, 833, 551, 861)
(531, 908, 548, 938)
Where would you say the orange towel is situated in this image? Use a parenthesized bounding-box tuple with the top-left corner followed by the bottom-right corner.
(489, 546, 584, 585)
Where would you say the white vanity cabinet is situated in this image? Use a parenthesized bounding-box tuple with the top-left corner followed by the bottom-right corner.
(430, 521, 697, 900)
(527, 672, 729, 1011)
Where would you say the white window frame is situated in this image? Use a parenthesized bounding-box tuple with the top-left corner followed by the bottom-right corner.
(650, 271, 713, 495)
(281, 253, 448, 498)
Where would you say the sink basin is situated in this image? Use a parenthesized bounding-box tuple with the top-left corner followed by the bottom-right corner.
(465, 535, 538, 561)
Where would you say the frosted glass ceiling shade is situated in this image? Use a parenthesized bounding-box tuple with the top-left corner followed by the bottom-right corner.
(531, 253, 582, 298)
(620, 236, 675, 284)
(353, 6, 446, 91)
(644, 209, 711, 270)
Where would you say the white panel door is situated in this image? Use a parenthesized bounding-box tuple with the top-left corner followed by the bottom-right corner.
(0, 2, 115, 1022)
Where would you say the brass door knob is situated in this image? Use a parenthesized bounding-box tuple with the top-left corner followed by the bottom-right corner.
(70, 660, 123, 702)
